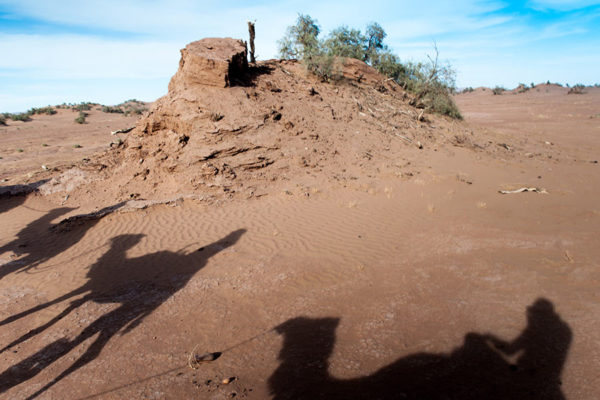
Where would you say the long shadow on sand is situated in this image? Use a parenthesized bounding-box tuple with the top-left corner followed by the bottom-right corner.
(0, 228, 245, 399)
(0, 203, 128, 281)
(269, 298, 571, 400)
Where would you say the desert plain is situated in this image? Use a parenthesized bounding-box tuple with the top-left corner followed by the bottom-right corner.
(1, 41, 599, 399)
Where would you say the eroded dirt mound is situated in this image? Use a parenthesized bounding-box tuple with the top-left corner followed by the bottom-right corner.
(30, 38, 484, 205)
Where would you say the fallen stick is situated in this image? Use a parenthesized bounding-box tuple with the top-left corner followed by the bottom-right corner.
(111, 126, 135, 135)
(395, 133, 413, 143)
(498, 187, 548, 194)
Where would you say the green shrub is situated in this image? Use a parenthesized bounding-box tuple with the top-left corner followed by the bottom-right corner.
(568, 84, 586, 94)
(9, 112, 32, 122)
(492, 86, 506, 95)
(29, 106, 57, 115)
(75, 111, 87, 124)
(102, 105, 124, 113)
(278, 15, 461, 118)
(0, 114, 5, 125)
(72, 102, 93, 112)
(516, 83, 529, 93)
(305, 53, 343, 82)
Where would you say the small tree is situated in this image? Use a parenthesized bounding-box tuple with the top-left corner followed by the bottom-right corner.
(364, 22, 386, 63)
(323, 26, 365, 60)
(278, 14, 321, 60)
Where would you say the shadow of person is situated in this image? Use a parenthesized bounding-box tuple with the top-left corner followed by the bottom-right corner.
(269, 298, 571, 400)
(0, 228, 246, 399)
(0, 202, 129, 282)
(0, 207, 75, 280)
(487, 298, 572, 399)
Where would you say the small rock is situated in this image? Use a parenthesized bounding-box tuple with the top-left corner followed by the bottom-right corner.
(222, 377, 235, 384)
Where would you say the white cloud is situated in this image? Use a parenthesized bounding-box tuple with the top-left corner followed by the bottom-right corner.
(0, 0, 598, 110)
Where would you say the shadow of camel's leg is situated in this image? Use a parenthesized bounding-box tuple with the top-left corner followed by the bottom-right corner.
(25, 307, 128, 399)
(0, 296, 90, 354)
(0, 288, 86, 327)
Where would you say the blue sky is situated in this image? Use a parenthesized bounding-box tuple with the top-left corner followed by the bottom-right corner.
(1, 0, 599, 112)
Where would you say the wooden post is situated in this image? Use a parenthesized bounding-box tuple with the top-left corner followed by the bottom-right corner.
(247, 21, 256, 63)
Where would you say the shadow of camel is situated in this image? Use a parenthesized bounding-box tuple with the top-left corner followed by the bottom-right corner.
(269, 298, 571, 400)
(0, 203, 126, 281)
(0, 228, 245, 399)
(0, 194, 26, 216)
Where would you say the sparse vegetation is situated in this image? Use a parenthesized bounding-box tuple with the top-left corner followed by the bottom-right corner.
(516, 83, 530, 93)
(102, 105, 124, 114)
(568, 84, 586, 95)
(75, 111, 88, 124)
(278, 14, 461, 119)
(8, 112, 32, 122)
(101, 100, 147, 116)
(72, 102, 94, 112)
(0, 106, 58, 124)
(29, 106, 57, 115)
(73, 144, 82, 148)
(16, 148, 24, 153)
(492, 86, 506, 95)
(461, 87, 475, 93)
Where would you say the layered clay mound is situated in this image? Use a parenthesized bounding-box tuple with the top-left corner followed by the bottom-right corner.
(169, 38, 248, 89)
(36, 38, 482, 205)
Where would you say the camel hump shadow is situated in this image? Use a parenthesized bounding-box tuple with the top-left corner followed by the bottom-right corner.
(269, 298, 571, 400)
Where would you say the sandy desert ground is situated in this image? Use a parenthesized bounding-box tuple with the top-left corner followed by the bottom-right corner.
(1, 67, 599, 399)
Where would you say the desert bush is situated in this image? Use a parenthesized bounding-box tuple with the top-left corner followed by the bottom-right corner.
(279, 15, 461, 118)
(516, 83, 529, 93)
(73, 102, 93, 112)
(461, 87, 474, 93)
(125, 107, 148, 116)
(399, 51, 462, 119)
(29, 106, 57, 115)
(102, 105, 124, 113)
(278, 14, 321, 60)
(75, 111, 87, 124)
(9, 112, 32, 122)
(305, 53, 343, 82)
(124, 99, 144, 105)
(0, 114, 6, 125)
(492, 86, 506, 95)
(568, 84, 586, 94)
